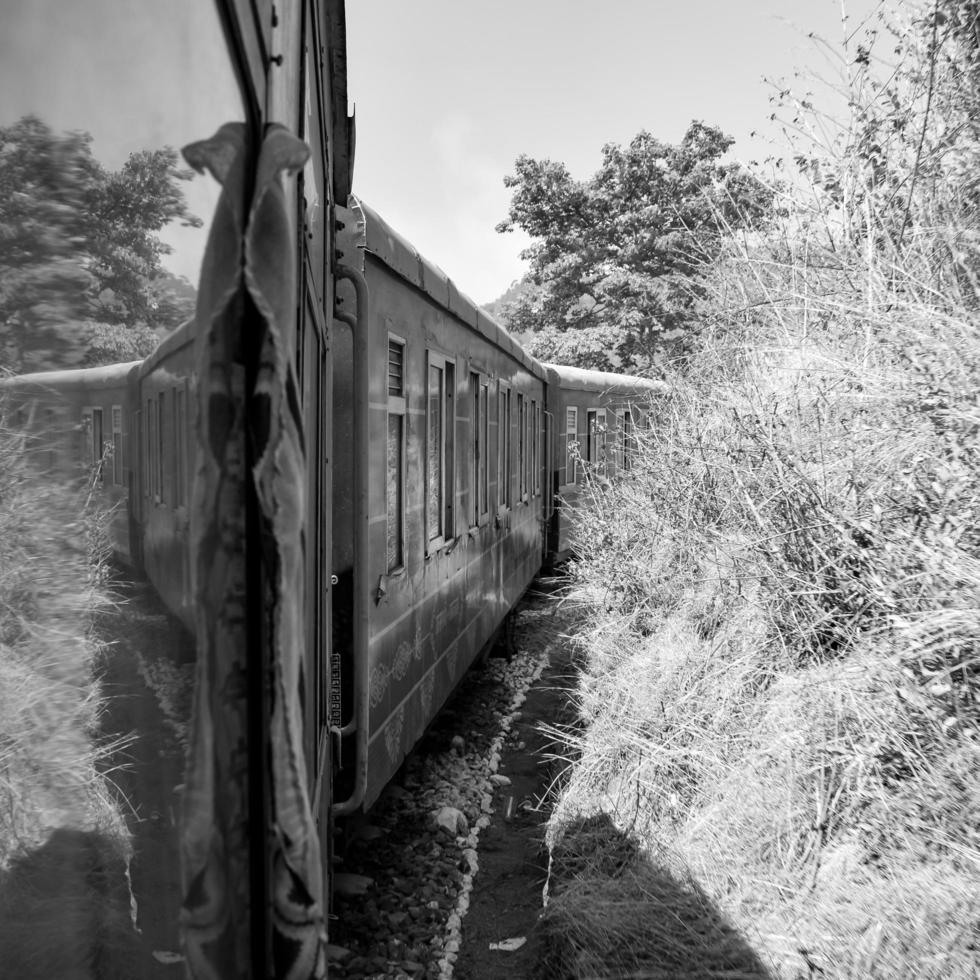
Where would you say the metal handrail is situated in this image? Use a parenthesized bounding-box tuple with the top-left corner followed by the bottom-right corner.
(330, 262, 370, 817)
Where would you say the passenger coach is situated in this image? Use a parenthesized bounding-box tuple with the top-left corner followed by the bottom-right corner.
(330, 197, 552, 814)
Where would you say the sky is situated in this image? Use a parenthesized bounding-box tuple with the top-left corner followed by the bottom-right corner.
(0, 0, 244, 285)
(346, 0, 892, 304)
(0, 0, 894, 304)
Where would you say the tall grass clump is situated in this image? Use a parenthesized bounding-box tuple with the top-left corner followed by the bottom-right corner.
(545, 3, 980, 977)
(0, 400, 126, 867)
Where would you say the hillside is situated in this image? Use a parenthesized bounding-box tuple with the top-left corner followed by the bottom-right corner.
(537, 3, 980, 977)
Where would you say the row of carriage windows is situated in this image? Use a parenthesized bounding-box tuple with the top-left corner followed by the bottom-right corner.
(385, 338, 546, 574)
(564, 405, 636, 480)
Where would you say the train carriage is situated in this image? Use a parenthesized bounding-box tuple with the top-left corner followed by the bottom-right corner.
(0, 361, 141, 562)
(0, 0, 672, 970)
(545, 363, 666, 563)
(331, 198, 551, 813)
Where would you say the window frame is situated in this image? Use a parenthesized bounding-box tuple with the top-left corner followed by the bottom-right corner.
(157, 390, 167, 504)
(565, 406, 579, 486)
(386, 334, 407, 573)
(621, 405, 635, 472)
(532, 399, 541, 497)
(81, 406, 105, 485)
(111, 405, 123, 486)
(516, 392, 526, 504)
(425, 348, 456, 553)
(587, 407, 607, 471)
(497, 381, 511, 512)
(469, 369, 491, 528)
(175, 384, 187, 508)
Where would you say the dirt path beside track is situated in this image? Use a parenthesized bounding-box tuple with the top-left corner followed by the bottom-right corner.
(453, 606, 577, 980)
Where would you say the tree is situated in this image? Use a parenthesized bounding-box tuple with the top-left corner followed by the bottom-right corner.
(496, 122, 773, 370)
(0, 115, 200, 371)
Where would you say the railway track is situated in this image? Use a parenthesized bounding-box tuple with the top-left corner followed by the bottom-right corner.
(329, 588, 571, 980)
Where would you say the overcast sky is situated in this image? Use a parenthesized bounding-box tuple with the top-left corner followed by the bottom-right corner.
(346, 0, 892, 304)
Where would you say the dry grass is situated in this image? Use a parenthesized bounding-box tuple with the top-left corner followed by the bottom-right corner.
(542, 4, 980, 977)
(0, 408, 127, 866)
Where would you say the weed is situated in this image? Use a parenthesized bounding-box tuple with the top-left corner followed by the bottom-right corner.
(544, 3, 980, 977)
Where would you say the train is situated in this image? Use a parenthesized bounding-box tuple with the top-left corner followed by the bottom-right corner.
(0, 0, 661, 975)
(4, 196, 662, 814)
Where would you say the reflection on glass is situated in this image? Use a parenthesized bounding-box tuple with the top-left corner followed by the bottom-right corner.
(0, 1, 243, 975)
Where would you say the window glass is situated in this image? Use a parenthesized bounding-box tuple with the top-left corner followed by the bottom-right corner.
(158, 391, 167, 503)
(386, 414, 404, 570)
(566, 406, 578, 483)
(175, 387, 186, 505)
(112, 405, 123, 485)
(427, 363, 444, 541)
(623, 406, 634, 471)
(0, 2, 247, 972)
(587, 409, 607, 471)
(499, 385, 511, 508)
(470, 372, 480, 526)
(387, 339, 405, 570)
(444, 362, 455, 536)
(517, 393, 525, 500)
(469, 373, 490, 524)
(531, 400, 538, 496)
(480, 380, 489, 517)
(93, 408, 104, 484)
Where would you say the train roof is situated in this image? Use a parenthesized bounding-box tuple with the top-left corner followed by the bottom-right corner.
(140, 317, 195, 378)
(543, 362, 667, 396)
(0, 360, 141, 393)
(345, 196, 549, 380)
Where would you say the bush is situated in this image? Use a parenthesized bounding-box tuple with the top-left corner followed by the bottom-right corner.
(546, 3, 980, 976)
(0, 402, 126, 866)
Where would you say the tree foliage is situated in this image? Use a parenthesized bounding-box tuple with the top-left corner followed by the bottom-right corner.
(0, 115, 200, 371)
(495, 122, 773, 370)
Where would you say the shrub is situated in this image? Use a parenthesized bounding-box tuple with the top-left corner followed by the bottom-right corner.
(545, 3, 980, 976)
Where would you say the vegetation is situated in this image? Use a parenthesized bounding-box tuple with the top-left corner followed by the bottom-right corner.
(494, 122, 772, 370)
(0, 115, 198, 372)
(543, 2, 980, 977)
(0, 407, 125, 865)
(0, 402, 145, 976)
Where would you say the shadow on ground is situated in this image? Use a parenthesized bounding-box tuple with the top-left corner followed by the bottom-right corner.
(0, 827, 142, 980)
(0, 577, 192, 979)
(538, 813, 774, 980)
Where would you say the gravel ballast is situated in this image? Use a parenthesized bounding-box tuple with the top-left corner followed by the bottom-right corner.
(330, 608, 554, 980)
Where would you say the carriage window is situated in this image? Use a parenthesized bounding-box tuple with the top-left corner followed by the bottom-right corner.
(481, 379, 489, 518)
(498, 383, 511, 509)
(565, 406, 578, 484)
(93, 409, 104, 485)
(524, 398, 532, 501)
(622, 406, 634, 472)
(387, 338, 406, 571)
(427, 352, 455, 549)
(82, 407, 105, 484)
(144, 397, 152, 497)
(587, 408, 607, 471)
(517, 393, 525, 502)
(469, 372, 489, 526)
(157, 391, 167, 504)
(531, 400, 539, 496)
(175, 387, 187, 506)
(111, 405, 123, 486)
